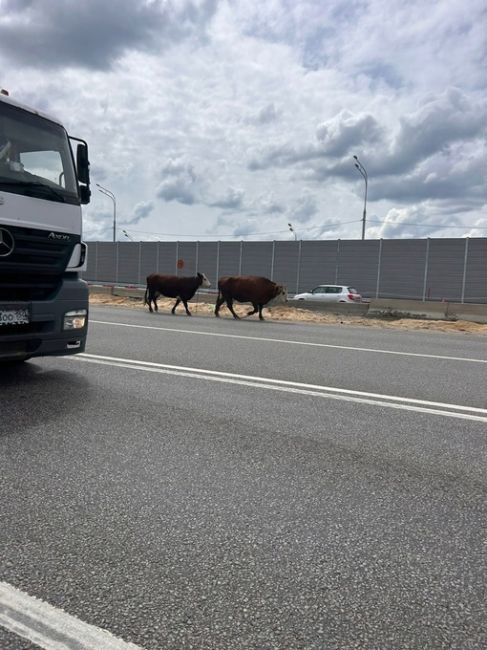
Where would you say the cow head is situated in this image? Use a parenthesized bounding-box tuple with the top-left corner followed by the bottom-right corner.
(197, 272, 211, 288)
(270, 284, 288, 304)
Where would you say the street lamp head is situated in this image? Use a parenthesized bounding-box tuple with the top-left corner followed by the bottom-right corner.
(353, 155, 358, 160)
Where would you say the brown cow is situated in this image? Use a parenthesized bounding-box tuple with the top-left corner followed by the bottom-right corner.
(215, 275, 287, 320)
(144, 272, 211, 315)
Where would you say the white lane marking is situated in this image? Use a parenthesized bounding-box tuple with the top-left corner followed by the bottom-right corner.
(0, 581, 143, 650)
(89, 319, 487, 365)
(74, 353, 487, 423)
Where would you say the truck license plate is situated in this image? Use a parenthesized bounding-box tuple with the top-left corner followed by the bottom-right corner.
(0, 307, 30, 326)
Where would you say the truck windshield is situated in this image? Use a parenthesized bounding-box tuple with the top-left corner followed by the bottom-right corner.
(0, 100, 79, 204)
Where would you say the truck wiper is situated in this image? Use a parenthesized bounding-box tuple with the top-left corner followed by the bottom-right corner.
(0, 179, 67, 202)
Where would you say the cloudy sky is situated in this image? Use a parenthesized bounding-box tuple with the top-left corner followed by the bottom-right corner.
(1, 0, 486, 241)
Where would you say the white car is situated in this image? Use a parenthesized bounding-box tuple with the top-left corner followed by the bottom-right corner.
(292, 285, 362, 303)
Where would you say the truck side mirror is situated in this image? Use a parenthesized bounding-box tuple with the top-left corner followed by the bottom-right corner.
(76, 143, 90, 185)
(79, 185, 91, 205)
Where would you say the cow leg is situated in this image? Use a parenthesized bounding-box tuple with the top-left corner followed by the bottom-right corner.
(182, 299, 192, 316)
(147, 289, 154, 313)
(258, 304, 265, 320)
(214, 294, 225, 317)
(148, 289, 158, 312)
(247, 303, 258, 316)
(171, 298, 181, 314)
(227, 298, 240, 320)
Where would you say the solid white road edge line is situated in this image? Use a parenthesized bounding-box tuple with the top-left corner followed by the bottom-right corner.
(0, 581, 143, 650)
(89, 319, 487, 365)
(74, 353, 487, 423)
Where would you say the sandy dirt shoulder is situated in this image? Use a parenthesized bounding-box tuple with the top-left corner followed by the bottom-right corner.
(89, 294, 487, 336)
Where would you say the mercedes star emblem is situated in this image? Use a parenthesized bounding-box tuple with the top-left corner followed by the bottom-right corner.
(0, 227, 15, 257)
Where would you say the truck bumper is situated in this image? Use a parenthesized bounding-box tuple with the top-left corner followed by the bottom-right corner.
(0, 277, 89, 361)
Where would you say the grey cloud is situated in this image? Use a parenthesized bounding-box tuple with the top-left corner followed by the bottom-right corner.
(162, 159, 197, 180)
(248, 110, 382, 171)
(0, 0, 217, 70)
(246, 103, 280, 125)
(84, 210, 114, 241)
(358, 62, 403, 90)
(157, 158, 198, 205)
(369, 206, 469, 240)
(233, 223, 256, 237)
(248, 142, 320, 171)
(374, 159, 486, 204)
(316, 111, 383, 156)
(157, 179, 196, 204)
(259, 196, 284, 215)
(288, 194, 318, 224)
(263, 89, 487, 211)
(386, 88, 487, 175)
(123, 201, 154, 225)
(210, 187, 244, 209)
(249, 89, 487, 198)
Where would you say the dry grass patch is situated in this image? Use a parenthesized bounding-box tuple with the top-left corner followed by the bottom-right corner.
(89, 293, 487, 336)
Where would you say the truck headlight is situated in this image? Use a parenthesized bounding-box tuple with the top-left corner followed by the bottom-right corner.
(63, 309, 87, 330)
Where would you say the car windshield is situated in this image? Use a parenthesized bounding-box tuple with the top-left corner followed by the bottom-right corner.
(348, 287, 359, 293)
(0, 100, 78, 204)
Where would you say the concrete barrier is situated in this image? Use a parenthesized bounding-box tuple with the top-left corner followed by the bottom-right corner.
(88, 284, 114, 295)
(368, 299, 447, 320)
(288, 300, 369, 316)
(112, 286, 145, 299)
(446, 302, 487, 324)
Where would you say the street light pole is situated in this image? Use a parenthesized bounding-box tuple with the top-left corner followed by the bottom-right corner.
(353, 155, 368, 240)
(288, 222, 297, 241)
(96, 183, 117, 242)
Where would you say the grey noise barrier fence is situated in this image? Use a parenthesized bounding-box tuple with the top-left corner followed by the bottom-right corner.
(83, 237, 487, 304)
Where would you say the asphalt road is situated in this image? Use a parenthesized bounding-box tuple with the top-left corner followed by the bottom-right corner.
(1, 305, 487, 649)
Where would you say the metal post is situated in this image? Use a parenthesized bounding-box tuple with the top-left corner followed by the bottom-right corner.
(216, 241, 220, 283)
(239, 240, 243, 275)
(137, 241, 142, 285)
(175, 241, 179, 275)
(296, 240, 302, 294)
(461, 237, 469, 304)
(115, 242, 119, 284)
(270, 241, 275, 281)
(195, 241, 199, 273)
(335, 239, 340, 284)
(96, 184, 117, 242)
(156, 241, 160, 273)
(422, 238, 430, 301)
(353, 157, 368, 240)
(376, 239, 383, 298)
(361, 179, 367, 240)
(94, 242, 98, 282)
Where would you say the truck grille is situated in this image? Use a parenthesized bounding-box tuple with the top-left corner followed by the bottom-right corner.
(0, 225, 79, 301)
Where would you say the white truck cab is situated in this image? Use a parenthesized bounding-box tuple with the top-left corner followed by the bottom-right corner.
(0, 89, 91, 362)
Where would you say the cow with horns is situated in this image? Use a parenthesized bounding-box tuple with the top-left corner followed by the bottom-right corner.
(215, 275, 287, 320)
(144, 272, 211, 315)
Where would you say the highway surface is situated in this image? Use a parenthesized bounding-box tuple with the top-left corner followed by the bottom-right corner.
(1, 304, 487, 649)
